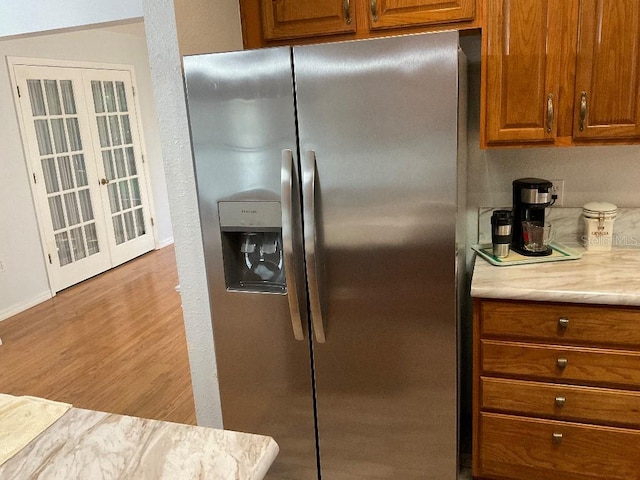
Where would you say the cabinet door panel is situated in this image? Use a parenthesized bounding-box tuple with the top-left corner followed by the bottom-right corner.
(482, 340, 640, 387)
(369, 0, 474, 30)
(484, 0, 562, 143)
(261, 0, 356, 40)
(480, 300, 640, 347)
(574, 0, 640, 139)
(482, 377, 640, 428)
(480, 413, 640, 480)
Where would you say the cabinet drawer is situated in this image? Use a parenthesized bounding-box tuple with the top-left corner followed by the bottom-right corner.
(482, 340, 640, 387)
(480, 300, 640, 347)
(481, 377, 640, 427)
(479, 412, 640, 480)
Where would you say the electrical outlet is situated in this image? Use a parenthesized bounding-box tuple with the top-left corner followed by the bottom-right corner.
(0, 259, 5, 272)
(550, 179, 565, 206)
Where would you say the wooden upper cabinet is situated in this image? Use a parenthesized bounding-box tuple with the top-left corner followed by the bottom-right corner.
(573, 0, 640, 140)
(482, 0, 640, 147)
(240, 0, 479, 49)
(368, 0, 475, 30)
(261, 0, 356, 41)
(483, 0, 563, 144)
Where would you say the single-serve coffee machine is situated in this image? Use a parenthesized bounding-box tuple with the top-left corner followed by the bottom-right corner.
(512, 178, 554, 256)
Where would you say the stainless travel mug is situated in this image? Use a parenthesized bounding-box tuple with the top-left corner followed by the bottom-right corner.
(491, 210, 513, 258)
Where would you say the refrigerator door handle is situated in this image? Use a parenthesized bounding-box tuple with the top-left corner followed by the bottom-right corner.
(302, 150, 327, 343)
(281, 149, 306, 341)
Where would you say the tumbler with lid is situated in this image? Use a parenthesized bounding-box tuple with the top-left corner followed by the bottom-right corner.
(491, 210, 513, 258)
(582, 202, 617, 251)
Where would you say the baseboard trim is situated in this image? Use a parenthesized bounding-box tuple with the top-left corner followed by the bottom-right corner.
(0, 291, 53, 322)
(156, 237, 175, 249)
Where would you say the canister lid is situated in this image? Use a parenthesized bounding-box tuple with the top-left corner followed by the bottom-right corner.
(583, 201, 618, 218)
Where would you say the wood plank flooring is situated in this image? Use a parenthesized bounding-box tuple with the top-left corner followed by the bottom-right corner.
(0, 245, 196, 425)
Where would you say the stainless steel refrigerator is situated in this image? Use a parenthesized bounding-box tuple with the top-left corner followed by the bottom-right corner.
(183, 31, 466, 480)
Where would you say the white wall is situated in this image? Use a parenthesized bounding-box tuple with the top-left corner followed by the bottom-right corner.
(173, 0, 243, 56)
(0, 21, 173, 319)
(142, 0, 243, 427)
(0, 0, 142, 38)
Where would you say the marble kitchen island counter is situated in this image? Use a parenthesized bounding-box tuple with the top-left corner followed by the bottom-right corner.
(0, 407, 278, 479)
(471, 247, 640, 305)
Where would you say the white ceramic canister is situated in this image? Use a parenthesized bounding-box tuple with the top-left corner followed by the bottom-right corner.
(582, 202, 618, 251)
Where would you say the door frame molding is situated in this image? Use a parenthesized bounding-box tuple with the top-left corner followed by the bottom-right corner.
(7, 56, 158, 296)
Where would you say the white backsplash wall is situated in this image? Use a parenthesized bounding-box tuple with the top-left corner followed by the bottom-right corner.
(468, 142, 640, 210)
(477, 207, 640, 247)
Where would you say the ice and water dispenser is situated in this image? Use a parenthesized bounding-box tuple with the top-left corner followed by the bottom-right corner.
(218, 201, 286, 293)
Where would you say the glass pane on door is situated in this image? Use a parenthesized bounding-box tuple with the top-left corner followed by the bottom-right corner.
(27, 78, 102, 267)
(91, 80, 147, 246)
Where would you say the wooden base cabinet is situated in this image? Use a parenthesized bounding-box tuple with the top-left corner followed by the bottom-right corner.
(480, 413, 640, 480)
(482, 0, 640, 146)
(473, 299, 640, 480)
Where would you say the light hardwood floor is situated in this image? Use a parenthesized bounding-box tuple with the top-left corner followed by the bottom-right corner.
(0, 245, 196, 425)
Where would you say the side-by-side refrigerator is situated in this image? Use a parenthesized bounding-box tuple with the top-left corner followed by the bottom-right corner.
(183, 31, 466, 480)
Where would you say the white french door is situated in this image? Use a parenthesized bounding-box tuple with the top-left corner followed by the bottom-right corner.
(12, 63, 155, 292)
(82, 70, 154, 266)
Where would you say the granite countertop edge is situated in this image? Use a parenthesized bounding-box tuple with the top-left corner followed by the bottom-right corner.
(0, 407, 279, 480)
(470, 247, 640, 307)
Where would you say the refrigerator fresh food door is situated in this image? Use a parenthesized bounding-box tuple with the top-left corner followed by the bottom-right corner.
(183, 47, 317, 479)
(294, 32, 460, 479)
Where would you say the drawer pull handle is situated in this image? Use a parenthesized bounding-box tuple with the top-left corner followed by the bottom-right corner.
(555, 396, 566, 407)
(557, 357, 568, 369)
(558, 317, 569, 329)
(552, 432, 563, 444)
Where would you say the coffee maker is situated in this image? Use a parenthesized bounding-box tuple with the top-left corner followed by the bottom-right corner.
(512, 178, 554, 256)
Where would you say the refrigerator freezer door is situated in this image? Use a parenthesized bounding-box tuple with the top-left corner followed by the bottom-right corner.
(294, 32, 461, 479)
(184, 48, 317, 479)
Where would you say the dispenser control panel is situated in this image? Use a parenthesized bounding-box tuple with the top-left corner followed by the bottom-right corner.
(218, 201, 281, 231)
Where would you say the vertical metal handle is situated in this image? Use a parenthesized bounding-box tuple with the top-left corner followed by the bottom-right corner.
(344, 0, 352, 24)
(371, 0, 378, 22)
(302, 151, 326, 343)
(546, 93, 554, 133)
(579, 91, 587, 131)
(281, 149, 306, 341)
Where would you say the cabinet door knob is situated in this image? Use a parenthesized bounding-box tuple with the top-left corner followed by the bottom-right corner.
(552, 432, 563, 444)
(557, 357, 568, 369)
(558, 317, 569, 329)
(370, 0, 378, 22)
(555, 396, 566, 408)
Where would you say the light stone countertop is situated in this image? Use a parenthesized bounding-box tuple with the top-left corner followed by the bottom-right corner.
(471, 247, 640, 306)
(0, 407, 279, 480)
